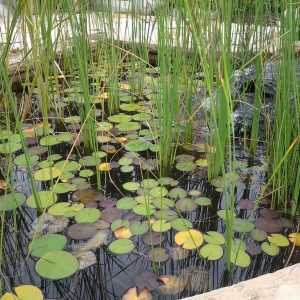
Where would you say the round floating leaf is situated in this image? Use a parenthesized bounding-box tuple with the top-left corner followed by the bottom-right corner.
(74, 208, 101, 223)
(140, 179, 159, 189)
(194, 197, 211, 206)
(39, 135, 60, 146)
(120, 165, 134, 173)
(171, 218, 193, 231)
(203, 231, 225, 245)
(237, 199, 255, 210)
(288, 233, 300, 246)
(148, 248, 169, 263)
(232, 218, 255, 233)
(175, 229, 203, 249)
(92, 151, 107, 158)
(261, 242, 280, 256)
(79, 169, 94, 177)
(35, 250, 78, 279)
(168, 187, 187, 199)
(195, 158, 208, 167)
(64, 115, 81, 123)
(122, 287, 152, 300)
(14, 154, 39, 166)
(101, 207, 123, 223)
(133, 204, 156, 216)
(29, 234, 67, 257)
(116, 197, 137, 210)
(154, 209, 178, 221)
(176, 198, 197, 212)
(108, 239, 134, 254)
(152, 197, 175, 209)
(111, 219, 130, 231)
(116, 122, 141, 132)
(34, 167, 60, 181)
(118, 157, 133, 166)
(96, 122, 113, 132)
(13, 285, 43, 300)
(189, 190, 202, 197)
(134, 271, 160, 291)
(200, 244, 223, 261)
(260, 208, 279, 219)
(108, 114, 132, 123)
(51, 183, 77, 194)
(79, 156, 101, 167)
(142, 232, 165, 245)
(125, 140, 150, 152)
(217, 209, 237, 220)
(149, 186, 168, 198)
(254, 218, 282, 233)
(175, 162, 196, 172)
(120, 103, 140, 112)
(68, 223, 97, 240)
(231, 238, 247, 252)
(152, 220, 171, 232)
(129, 222, 149, 235)
(0, 193, 26, 211)
(246, 243, 262, 255)
(54, 160, 80, 172)
(251, 229, 267, 242)
(27, 191, 57, 209)
(230, 250, 251, 267)
(123, 182, 140, 191)
(267, 233, 289, 247)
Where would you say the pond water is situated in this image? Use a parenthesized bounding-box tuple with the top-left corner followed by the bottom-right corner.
(0, 65, 298, 300)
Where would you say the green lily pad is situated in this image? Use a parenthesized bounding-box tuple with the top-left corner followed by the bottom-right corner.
(217, 209, 237, 220)
(129, 222, 149, 235)
(74, 208, 101, 223)
(120, 103, 140, 112)
(39, 135, 61, 146)
(63, 116, 81, 123)
(231, 238, 247, 252)
(29, 234, 67, 257)
(211, 173, 239, 188)
(53, 160, 80, 172)
(79, 169, 94, 177)
(149, 186, 168, 198)
(116, 122, 141, 132)
(111, 219, 130, 231)
(35, 250, 78, 279)
(120, 165, 134, 173)
(96, 122, 113, 132)
(108, 114, 133, 123)
(200, 244, 223, 261)
(92, 151, 107, 158)
(48, 202, 84, 216)
(79, 156, 101, 167)
(230, 250, 251, 267)
(168, 187, 187, 199)
(251, 229, 267, 242)
(14, 154, 39, 166)
(203, 231, 225, 245)
(118, 157, 133, 166)
(232, 218, 255, 233)
(140, 179, 159, 189)
(133, 204, 156, 216)
(152, 220, 171, 232)
(154, 209, 178, 221)
(261, 242, 280, 256)
(194, 197, 212, 206)
(34, 167, 61, 181)
(123, 182, 140, 191)
(267, 234, 289, 247)
(51, 183, 77, 194)
(125, 140, 150, 152)
(175, 162, 196, 172)
(0, 192, 26, 211)
(27, 191, 57, 209)
(170, 218, 193, 231)
(108, 239, 135, 254)
(152, 197, 175, 209)
(0, 142, 22, 154)
(135, 195, 154, 204)
(116, 197, 137, 210)
(176, 198, 197, 212)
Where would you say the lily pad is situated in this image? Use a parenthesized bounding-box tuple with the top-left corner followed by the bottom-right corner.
(175, 162, 196, 172)
(230, 250, 251, 267)
(51, 183, 77, 194)
(246, 243, 262, 255)
(142, 232, 165, 245)
(133, 204, 156, 216)
(108, 239, 134, 254)
(154, 209, 178, 221)
(148, 248, 169, 263)
(194, 197, 212, 206)
(232, 218, 255, 233)
(27, 191, 57, 209)
(53, 160, 80, 172)
(217, 209, 237, 220)
(288, 233, 300, 246)
(3, 285, 44, 300)
(149, 186, 168, 198)
(116, 197, 137, 210)
(14, 154, 39, 166)
(170, 218, 193, 231)
(203, 231, 225, 245)
(140, 179, 159, 189)
(0, 192, 26, 211)
(125, 140, 150, 152)
(176, 198, 197, 212)
(79, 169, 94, 177)
(168, 187, 187, 199)
(68, 223, 97, 240)
(129, 222, 149, 235)
(200, 244, 223, 261)
(175, 229, 203, 249)
(74, 208, 101, 223)
(108, 114, 132, 123)
(123, 182, 141, 191)
(134, 271, 160, 291)
(254, 218, 282, 233)
(116, 122, 141, 132)
(267, 233, 289, 247)
(35, 250, 78, 279)
(34, 167, 60, 181)
(251, 229, 267, 242)
(261, 242, 280, 256)
(79, 156, 101, 167)
(152, 197, 175, 209)
(101, 207, 123, 223)
(29, 234, 67, 257)
(152, 220, 171, 232)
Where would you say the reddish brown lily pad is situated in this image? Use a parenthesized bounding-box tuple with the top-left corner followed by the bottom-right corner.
(142, 232, 165, 246)
(246, 243, 262, 255)
(254, 218, 282, 233)
(67, 223, 97, 240)
(237, 199, 255, 210)
(101, 207, 123, 223)
(260, 208, 279, 219)
(278, 218, 294, 228)
(134, 271, 160, 291)
(147, 248, 169, 263)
